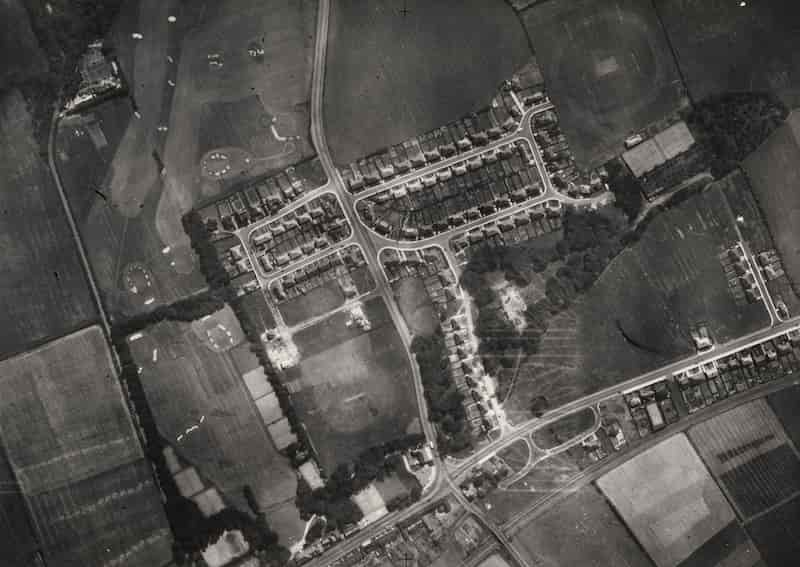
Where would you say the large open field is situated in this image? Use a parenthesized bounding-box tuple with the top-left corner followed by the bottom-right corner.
(506, 185, 768, 417)
(767, 384, 800, 448)
(0, 90, 97, 359)
(0, 0, 46, 87)
(597, 434, 737, 567)
(511, 485, 655, 567)
(324, 0, 531, 165)
(0, 449, 39, 567)
(520, 0, 686, 167)
(743, 112, 800, 289)
(157, 0, 316, 261)
(128, 313, 303, 544)
(286, 297, 421, 471)
(746, 494, 800, 567)
(393, 277, 438, 338)
(689, 399, 800, 520)
(655, 0, 800, 108)
(0, 326, 172, 567)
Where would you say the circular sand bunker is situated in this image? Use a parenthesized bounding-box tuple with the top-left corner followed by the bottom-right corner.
(200, 146, 254, 180)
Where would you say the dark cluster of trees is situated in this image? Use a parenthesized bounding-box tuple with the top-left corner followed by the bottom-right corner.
(15, 1, 126, 144)
(459, 208, 628, 403)
(295, 435, 424, 530)
(183, 212, 231, 290)
(411, 332, 473, 454)
(605, 158, 645, 221)
(687, 92, 788, 177)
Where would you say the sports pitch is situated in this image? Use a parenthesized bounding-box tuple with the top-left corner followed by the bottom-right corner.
(521, 0, 686, 166)
(288, 297, 421, 471)
(597, 434, 736, 567)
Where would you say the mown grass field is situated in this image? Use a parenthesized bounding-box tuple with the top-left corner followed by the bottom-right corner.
(0, 90, 97, 358)
(743, 113, 800, 289)
(655, 0, 800, 108)
(128, 315, 302, 543)
(288, 297, 421, 471)
(520, 0, 686, 166)
(393, 277, 438, 338)
(324, 0, 531, 165)
(0, 326, 172, 567)
(158, 0, 316, 257)
(597, 434, 736, 567)
(56, 97, 206, 321)
(689, 399, 800, 520)
(512, 485, 655, 567)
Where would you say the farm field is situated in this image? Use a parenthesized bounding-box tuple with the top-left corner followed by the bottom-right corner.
(767, 384, 800, 447)
(674, 521, 763, 567)
(238, 290, 277, 333)
(689, 399, 800, 520)
(520, 0, 686, 167)
(127, 313, 303, 544)
(746, 494, 800, 567)
(511, 485, 655, 567)
(0, 449, 39, 567)
(0, 326, 172, 567)
(0, 90, 96, 359)
(278, 279, 347, 328)
(655, 0, 800, 107)
(743, 112, 800, 289)
(324, 0, 531, 165)
(287, 297, 421, 471)
(56, 96, 207, 321)
(597, 434, 736, 567)
(0, 0, 46, 87)
(531, 407, 596, 450)
(158, 0, 316, 262)
(393, 277, 438, 338)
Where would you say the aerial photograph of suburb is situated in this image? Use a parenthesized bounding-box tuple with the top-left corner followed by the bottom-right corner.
(3, 0, 800, 566)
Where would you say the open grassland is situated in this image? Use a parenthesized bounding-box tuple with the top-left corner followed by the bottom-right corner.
(0, 90, 96, 358)
(655, 0, 800, 108)
(324, 0, 531, 165)
(746, 494, 800, 567)
(531, 407, 596, 450)
(0, 449, 39, 567)
(578, 186, 767, 389)
(128, 316, 300, 534)
(767, 384, 800, 448)
(597, 434, 736, 567)
(288, 297, 421, 471)
(512, 485, 655, 567)
(157, 0, 316, 259)
(521, 0, 686, 167)
(744, 112, 800, 289)
(279, 279, 347, 328)
(689, 399, 800, 520)
(0, 326, 172, 567)
(57, 96, 206, 321)
(497, 439, 531, 475)
(393, 277, 438, 338)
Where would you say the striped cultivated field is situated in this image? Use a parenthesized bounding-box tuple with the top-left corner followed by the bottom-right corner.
(689, 399, 800, 520)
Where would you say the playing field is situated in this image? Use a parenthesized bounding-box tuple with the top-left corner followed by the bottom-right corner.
(157, 0, 316, 257)
(0, 90, 97, 359)
(393, 277, 438, 338)
(689, 399, 800, 520)
(288, 297, 421, 471)
(324, 0, 531, 165)
(128, 315, 301, 542)
(597, 434, 736, 567)
(0, 326, 172, 567)
(655, 0, 800, 108)
(743, 112, 800, 289)
(520, 0, 686, 167)
(512, 485, 655, 567)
